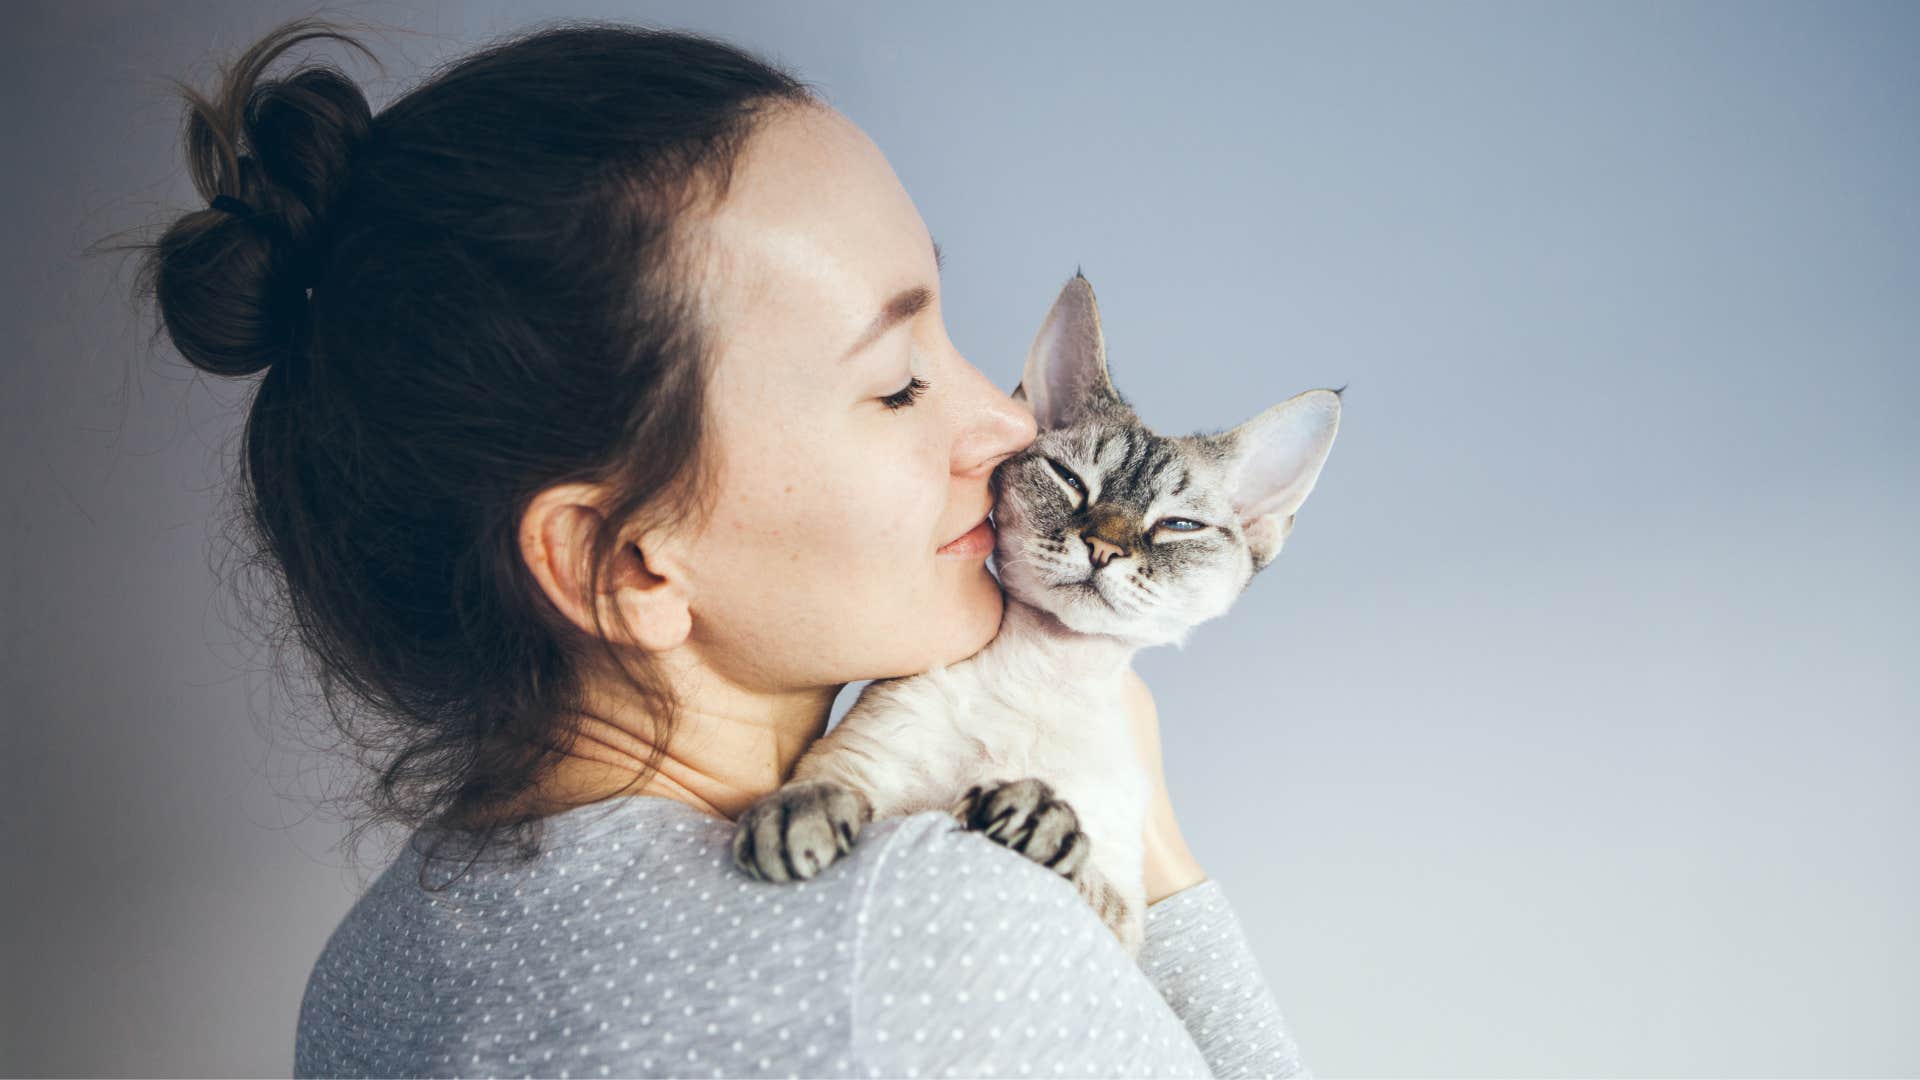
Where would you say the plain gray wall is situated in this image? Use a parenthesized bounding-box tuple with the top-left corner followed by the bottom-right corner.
(4, 0, 1914, 1075)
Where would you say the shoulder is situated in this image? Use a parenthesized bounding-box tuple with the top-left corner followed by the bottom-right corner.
(848, 809, 1103, 934)
(846, 811, 1122, 978)
(841, 811, 1213, 1076)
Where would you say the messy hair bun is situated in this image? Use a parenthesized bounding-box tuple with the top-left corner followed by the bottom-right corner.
(118, 15, 820, 887)
(151, 22, 375, 377)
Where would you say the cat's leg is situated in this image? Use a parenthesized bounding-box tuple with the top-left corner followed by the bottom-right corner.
(731, 700, 970, 883)
(730, 778, 872, 883)
(949, 777, 1091, 877)
(951, 777, 1145, 958)
(1070, 859, 1145, 960)
(787, 733, 942, 821)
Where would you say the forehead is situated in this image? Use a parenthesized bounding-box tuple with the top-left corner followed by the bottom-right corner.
(694, 104, 931, 340)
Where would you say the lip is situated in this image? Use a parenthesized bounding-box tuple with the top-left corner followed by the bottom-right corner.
(936, 513, 996, 558)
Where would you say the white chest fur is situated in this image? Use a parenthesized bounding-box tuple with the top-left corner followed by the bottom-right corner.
(792, 600, 1151, 904)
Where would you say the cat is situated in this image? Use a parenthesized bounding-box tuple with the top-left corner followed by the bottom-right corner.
(730, 269, 1341, 958)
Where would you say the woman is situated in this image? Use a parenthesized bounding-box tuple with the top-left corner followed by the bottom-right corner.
(137, 16, 1312, 1078)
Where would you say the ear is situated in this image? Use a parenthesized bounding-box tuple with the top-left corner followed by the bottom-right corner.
(1011, 269, 1124, 430)
(520, 483, 693, 653)
(1221, 388, 1341, 570)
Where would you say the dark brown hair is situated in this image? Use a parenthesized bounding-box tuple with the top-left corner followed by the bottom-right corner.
(116, 16, 819, 886)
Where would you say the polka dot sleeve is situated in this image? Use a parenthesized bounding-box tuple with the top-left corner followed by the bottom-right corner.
(1140, 880, 1313, 1078)
(847, 811, 1219, 1079)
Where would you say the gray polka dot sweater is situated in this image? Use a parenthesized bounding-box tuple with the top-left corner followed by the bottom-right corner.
(295, 794, 1311, 1078)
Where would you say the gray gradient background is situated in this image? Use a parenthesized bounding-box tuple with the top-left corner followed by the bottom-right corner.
(4, 1, 1914, 1076)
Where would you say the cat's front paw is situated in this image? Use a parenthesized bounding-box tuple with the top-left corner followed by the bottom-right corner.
(732, 779, 872, 883)
(951, 777, 1089, 878)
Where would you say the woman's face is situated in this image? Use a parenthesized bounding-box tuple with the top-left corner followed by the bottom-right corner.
(675, 103, 1036, 694)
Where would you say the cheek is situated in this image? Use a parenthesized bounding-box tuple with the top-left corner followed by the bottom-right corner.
(707, 440, 939, 583)
(797, 427, 947, 579)
(677, 345, 993, 682)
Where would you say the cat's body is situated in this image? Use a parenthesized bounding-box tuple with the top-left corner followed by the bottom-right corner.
(786, 598, 1152, 950)
(731, 270, 1341, 959)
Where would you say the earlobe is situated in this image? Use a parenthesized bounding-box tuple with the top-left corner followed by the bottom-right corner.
(604, 538, 693, 653)
(519, 483, 693, 653)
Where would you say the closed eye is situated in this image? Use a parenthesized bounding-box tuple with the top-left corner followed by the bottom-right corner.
(878, 376, 929, 410)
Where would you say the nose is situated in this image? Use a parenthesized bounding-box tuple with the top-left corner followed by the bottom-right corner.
(1084, 533, 1126, 568)
(948, 354, 1039, 478)
(1080, 504, 1133, 568)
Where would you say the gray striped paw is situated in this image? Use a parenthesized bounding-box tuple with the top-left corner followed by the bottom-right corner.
(951, 777, 1090, 878)
(731, 779, 872, 883)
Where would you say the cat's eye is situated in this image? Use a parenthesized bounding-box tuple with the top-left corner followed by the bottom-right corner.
(1045, 459, 1086, 492)
(1155, 517, 1207, 532)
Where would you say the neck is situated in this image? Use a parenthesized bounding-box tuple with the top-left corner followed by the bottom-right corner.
(477, 648, 839, 826)
(993, 594, 1143, 680)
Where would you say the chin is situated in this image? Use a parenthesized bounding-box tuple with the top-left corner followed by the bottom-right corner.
(929, 562, 1005, 666)
(1000, 561, 1191, 648)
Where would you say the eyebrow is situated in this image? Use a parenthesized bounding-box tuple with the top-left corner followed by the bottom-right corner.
(841, 236, 945, 361)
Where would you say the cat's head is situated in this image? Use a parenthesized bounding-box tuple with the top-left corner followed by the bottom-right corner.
(991, 272, 1341, 647)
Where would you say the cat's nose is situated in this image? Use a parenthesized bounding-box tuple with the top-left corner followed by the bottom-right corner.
(1084, 534, 1127, 568)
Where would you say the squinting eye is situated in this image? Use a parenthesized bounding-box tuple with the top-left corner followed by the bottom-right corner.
(1156, 517, 1207, 532)
(1045, 458, 1086, 493)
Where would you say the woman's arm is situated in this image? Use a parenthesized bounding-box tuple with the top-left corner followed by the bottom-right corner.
(847, 809, 1313, 1079)
(1124, 667, 1316, 1078)
(849, 812, 1216, 1077)
(1123, 667, 1208, 905)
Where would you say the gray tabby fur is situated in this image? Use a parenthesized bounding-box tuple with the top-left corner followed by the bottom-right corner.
(732, 271, 1341, 959)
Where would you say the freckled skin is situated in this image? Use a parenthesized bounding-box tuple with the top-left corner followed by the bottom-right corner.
(668, 102, 1036, 691)
(508, 102, 1041, 824)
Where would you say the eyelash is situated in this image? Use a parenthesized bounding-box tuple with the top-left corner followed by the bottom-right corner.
(879, 376, 929, 410)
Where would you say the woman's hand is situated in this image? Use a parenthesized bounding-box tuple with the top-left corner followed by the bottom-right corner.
(1122, 667, 1208, 905)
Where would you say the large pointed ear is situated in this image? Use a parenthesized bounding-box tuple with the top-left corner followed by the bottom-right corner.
(1011, 270, 1123, 430)
(1221, 388, 1341, 570)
